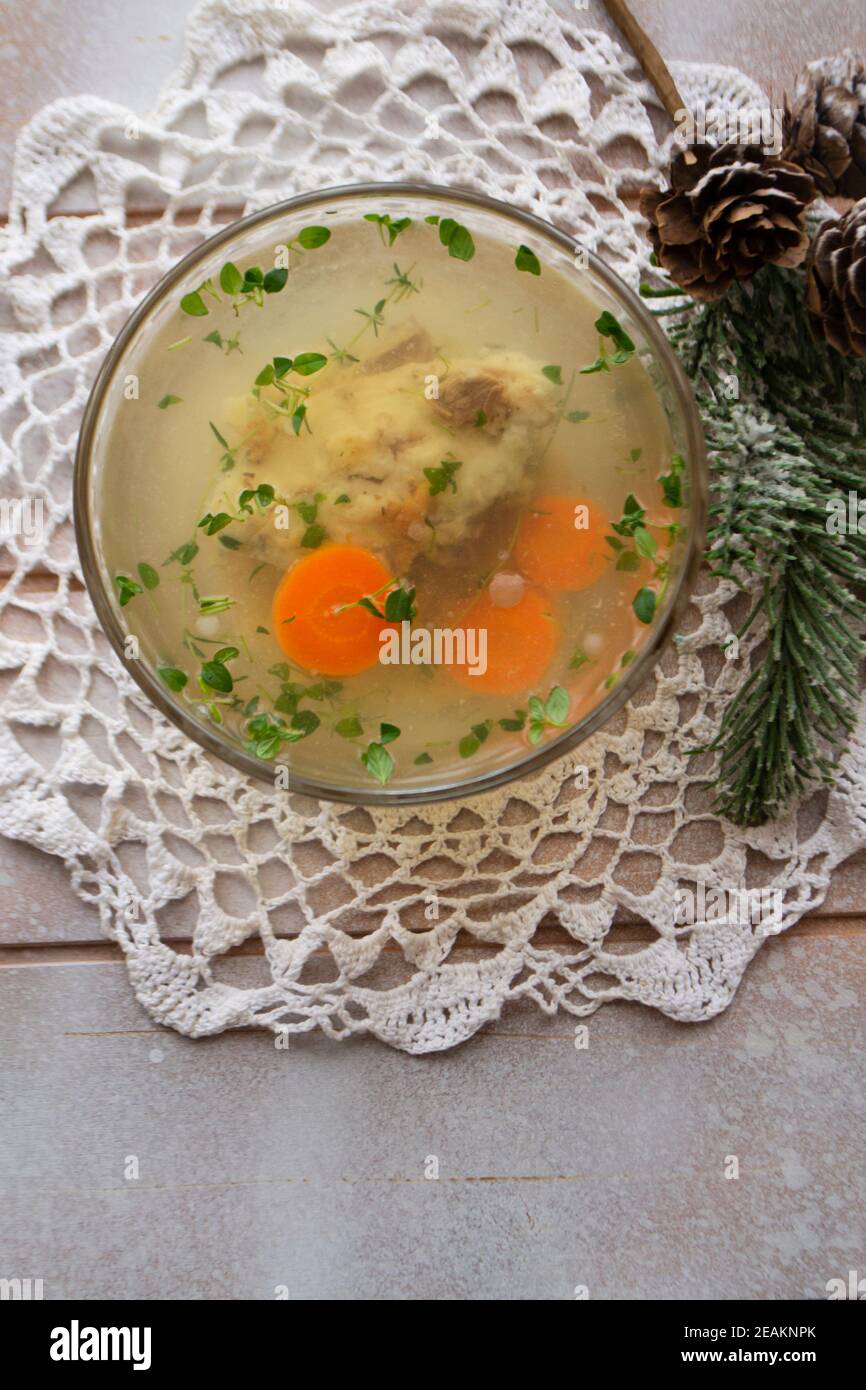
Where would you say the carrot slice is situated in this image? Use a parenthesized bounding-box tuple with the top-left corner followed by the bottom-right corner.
(513, 494, 610, 592)
(272, 544, 395, 676)
(449, 585, 559, 695)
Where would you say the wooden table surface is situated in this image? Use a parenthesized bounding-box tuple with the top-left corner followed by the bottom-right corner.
(1, 0, 865, 1301)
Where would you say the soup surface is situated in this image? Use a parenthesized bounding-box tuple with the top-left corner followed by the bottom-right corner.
(96, 209, 685, 791)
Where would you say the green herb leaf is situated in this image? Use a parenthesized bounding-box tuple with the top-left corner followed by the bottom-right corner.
(658, 452, 685, 509)
(335, 716, 363, 739)
(219, 262, 245, 295)
(197, 512, 234, 536)
(157, 394, 182, 409)
(515, 244, 541, 275)
(568, 647, 590, 670)
(565, 409, 590, 423)
(384, 584, 417, 623)
(158, 665, 188, 692)
(291, 710, 320, 738)
(180, 291, 208, 317)
(414, 752, 433, 765)
(301, 524, 327, 549)
(616, 550, 641, 572)
(424, 457, 462, 496)
(297, 225, 331, 249)
(364, 213, 412, 246)
(201, 660, 233, 693)
(165, 539, 198, 566)
(633, 587, 656, 624)
(437, 218, 475, 261)
(499, 709, 527, 731)
(137, 562, 160, 590)
(292, 351, 328, 376)
(218, 533, 242, 550)
(213, 646, 239, 663)
(115, 574, 142, 607)
(542, 365, 562, 385)
(544, 685, 569, 725)
(633, 526, 657, 559)
(263, 267, 288, 294)
(580, 310, 636, 374)
(361, 741, 395, 785)
(379, 722, 401, 745)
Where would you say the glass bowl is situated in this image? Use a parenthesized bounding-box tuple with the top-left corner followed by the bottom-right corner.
(74, 181, 707, 806)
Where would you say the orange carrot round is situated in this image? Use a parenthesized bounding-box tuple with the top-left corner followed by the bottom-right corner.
(513, 494, 610, 592)
(272, 544, 395, 676)
(449, 585, 559, 695)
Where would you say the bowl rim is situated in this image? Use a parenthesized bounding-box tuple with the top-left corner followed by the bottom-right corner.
(74, 179, 707, 807)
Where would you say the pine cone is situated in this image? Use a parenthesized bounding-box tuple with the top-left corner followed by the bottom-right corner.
(782, 53, 866, 199)
(805, 198, 866, 357)
(640, 143, 815, 302)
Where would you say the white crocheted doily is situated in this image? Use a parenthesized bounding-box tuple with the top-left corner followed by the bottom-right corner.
(2, 0, 863, 1052)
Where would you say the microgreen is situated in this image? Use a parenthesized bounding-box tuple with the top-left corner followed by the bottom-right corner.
(364, 213, 412, 246)
(424, 457, 462, 497)
(565, 409, 590, 423)
(414, 752, 433, 766)
(218, 534, 241, 551)
(542, 365, 563, 385)
(335, 715, 363, 739)
(527, 685, 570, 744)
(157, 394, 182, 409)
(568, 647, 591, 670)
(515, 244, 541, 275)
(580, 310, 636, 374)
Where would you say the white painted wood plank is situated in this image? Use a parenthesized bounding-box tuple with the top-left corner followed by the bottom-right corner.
(2, 935, 863, 1298)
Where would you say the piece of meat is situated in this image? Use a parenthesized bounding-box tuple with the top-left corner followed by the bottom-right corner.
(361, 326, 435, 374)
(433, 371, 512, 435)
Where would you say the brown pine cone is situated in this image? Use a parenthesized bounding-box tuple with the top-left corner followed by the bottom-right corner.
(640, 143, 815, 302)
(805, 198, 866, 357)
(782, 53, 866, 199)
